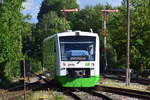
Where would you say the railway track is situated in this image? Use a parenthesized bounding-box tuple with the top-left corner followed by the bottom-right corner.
(95, 85, 150, 99)
(63, 89, 82, 100)
(0, 73, 49, 100)
(0, 81, 48, 100)
(1, 73, 149, 100)
(80, 88, 113, 100)
(61, 88, 113, 100)
(104, 74, 150, 85)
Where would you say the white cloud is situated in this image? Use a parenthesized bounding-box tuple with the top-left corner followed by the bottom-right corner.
(22, 0, 43, 23)
(22, 0, 34, 10)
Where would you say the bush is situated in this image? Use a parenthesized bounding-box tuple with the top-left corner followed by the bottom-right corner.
(29, 58, 43, 73)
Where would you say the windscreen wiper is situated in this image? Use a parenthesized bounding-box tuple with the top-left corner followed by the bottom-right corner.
(77, 60, 80, 64)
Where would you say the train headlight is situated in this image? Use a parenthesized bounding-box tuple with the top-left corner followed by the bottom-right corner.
(92, 63, 95, 66)
(62, 63, 66, 66)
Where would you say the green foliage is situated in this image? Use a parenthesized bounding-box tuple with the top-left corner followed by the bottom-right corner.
(36, 2, 120, 72)
(38, 0, 79, 21)
(0, 0, 31, 80)
(130, 0, 150, 69)
(70, 6, 103, 33)
(36, 11, 70, 41)
(107, 44, 118, 68)
(43, 39, 56, 77)
(0, 0, 22, 63)
(29, 11, 70, 73)
(34, 11, 70, 60)
(0, 0, 147, 80)
(4, 0, 150, 82)
(28, 58, 42, 73)
(31, 0, 77, 73)
(108, 0, 150, 69)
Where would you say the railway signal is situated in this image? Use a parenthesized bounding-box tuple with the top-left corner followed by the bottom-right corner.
(60, 8, 79, 12)
(60, 8, 79, 17)
(101, 9, 120, 72)
(101, 9, 119, 13)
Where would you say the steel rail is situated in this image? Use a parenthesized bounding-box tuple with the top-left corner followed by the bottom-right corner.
(0, 81, 45, 100)
(95, 85, 150, 99)
(0, 73, 50, 100)
(104, 75, 150, 85)
(63, 90, 82, 100)
(80, 88, 113, 100)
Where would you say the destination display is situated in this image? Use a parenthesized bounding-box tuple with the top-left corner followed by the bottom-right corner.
(70, 56, 87, 61)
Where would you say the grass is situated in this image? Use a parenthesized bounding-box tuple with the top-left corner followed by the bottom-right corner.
(99, 80, 150, 92)
(28, 90, 66, 100)
(12, 90, 67, 100)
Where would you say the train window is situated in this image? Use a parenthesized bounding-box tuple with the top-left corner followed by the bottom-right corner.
(59, 36, 96, 61)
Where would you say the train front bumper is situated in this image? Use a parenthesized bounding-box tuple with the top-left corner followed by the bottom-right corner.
(55, 75, 100, 87)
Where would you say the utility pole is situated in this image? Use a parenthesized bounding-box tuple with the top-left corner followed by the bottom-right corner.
(103, 11, 108, 72)
(126, 0, 131, 86)
(101, 9, 119, 72)
(23, 60, 26, 100)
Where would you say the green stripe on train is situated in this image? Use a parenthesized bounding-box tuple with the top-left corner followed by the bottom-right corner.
(55, 76, 100, 87)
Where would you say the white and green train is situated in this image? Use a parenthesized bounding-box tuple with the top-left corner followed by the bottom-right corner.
(44, 31, 100, 87)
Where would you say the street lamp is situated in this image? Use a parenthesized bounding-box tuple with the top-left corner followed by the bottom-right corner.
(101, 9, 119, 72)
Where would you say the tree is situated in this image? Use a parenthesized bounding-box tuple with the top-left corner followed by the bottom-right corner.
(36, 12, 70, 40)
(0, 0, 31, 80)
(108, 5, 127, 68)
(38, 0, 79, 21)
(69, 5, 104, 33)
(31, 11, 70, 71)
(108, 0, 150, 70)
(130, 0, 150, 69)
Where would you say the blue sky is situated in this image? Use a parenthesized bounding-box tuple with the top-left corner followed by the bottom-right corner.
(77, 0, 122, 8)
(22, 0, 122, 23)
(22, 0, 43, 23)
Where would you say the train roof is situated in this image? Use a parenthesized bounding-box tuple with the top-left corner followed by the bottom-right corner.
(43, 30, 99, 42)
(56, 30, 99, 37)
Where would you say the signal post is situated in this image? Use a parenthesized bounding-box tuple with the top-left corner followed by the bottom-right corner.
(101, 9, 119, 72)
(126, 0, 131, 86)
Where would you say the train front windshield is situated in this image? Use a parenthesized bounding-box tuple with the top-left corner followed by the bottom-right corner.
(60, 36, 96, 61)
